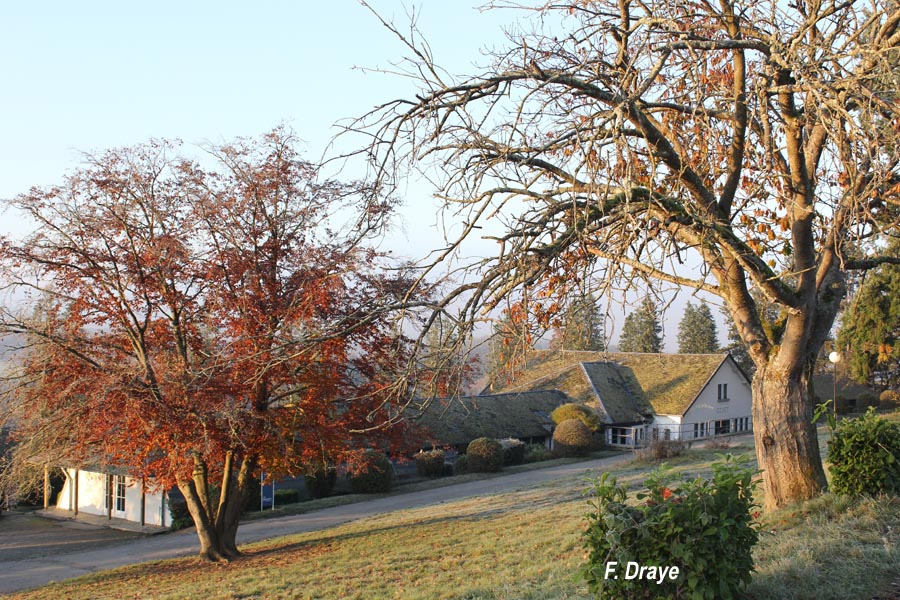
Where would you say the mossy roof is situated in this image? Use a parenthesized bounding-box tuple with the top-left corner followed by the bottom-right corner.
(488, 350, 733, 418)
(411, 390, 569, 446)
(581, 362, 654, 423)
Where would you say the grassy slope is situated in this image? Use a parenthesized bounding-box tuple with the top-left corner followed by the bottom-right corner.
(12, 439, 900, 600)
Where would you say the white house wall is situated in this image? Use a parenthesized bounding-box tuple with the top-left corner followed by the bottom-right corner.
(660, 359, 752, 440)
(649, 414, 683, 441)
(57, 468, 172, 527)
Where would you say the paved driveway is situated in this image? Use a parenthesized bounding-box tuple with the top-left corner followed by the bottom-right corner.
(0, 510, 142, 563)
(0, 452, 632, 595)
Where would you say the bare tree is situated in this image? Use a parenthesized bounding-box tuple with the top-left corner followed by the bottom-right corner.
(355, 0, 900, 509)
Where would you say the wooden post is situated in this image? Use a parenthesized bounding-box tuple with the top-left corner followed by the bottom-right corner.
(140, 477, 146, 527)
(73, 469, 79, 515)
(107, 475, 112, 521)
(43, 464, 50, 510)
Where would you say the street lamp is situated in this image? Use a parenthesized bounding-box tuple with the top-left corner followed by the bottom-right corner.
(829, 350, 842, 418)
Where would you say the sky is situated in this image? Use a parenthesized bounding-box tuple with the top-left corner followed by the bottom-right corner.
(0, 1, 720, 350)
(0, 2, 514, 241)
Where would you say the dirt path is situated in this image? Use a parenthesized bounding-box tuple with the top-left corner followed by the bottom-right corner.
(0, 452, 630, 595)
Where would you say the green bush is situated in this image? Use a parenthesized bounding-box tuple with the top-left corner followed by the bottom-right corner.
(349, 450, 394, 494)
(168, 496, 193, 531)
(551, 403, 601, 431)
(414, 449, 446, 478)
(828, 408, 900, 496)
(553, 418, 594, 457)
(858, 392, 879, 410)
(466, 437, 504, 473)
(524, 443, 552, 463)
(499, 438, 526, 466)
(454, 454, 468, 474)
(274, 488, 300, 505)
(305, 467, 337, 499)
(582, 455, 760, 600)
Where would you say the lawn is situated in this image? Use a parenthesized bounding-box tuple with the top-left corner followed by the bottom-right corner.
(11, 438, 900, 599)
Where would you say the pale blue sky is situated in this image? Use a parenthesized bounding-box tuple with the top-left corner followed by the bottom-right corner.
(0, 1, 514, 244)
(0, 1, 716, 349)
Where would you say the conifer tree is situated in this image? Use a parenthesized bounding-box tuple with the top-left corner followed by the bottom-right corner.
(677, 301, 719, 354)
(838, 252, 900, 388)
(618, 296, 662, 353)
(551, 292, 606, 351)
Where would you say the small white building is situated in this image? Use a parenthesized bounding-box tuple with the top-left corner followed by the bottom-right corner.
(56, 466, 173, 528)
(644, 354, 753, 442)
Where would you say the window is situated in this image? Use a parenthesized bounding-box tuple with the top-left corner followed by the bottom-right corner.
(693, 423, 700, 439)
(717, 383, 729, 402)
(609, 428, 630, 445)
(714, 419, 731, 435)
(106, 474, 126, 513)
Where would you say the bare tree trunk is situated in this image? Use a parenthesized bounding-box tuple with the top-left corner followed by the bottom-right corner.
(753, 362, 827, 511)
(176, 451, 246, 562)
(177, 479, 230, 562)
(217, 454, 252, 558)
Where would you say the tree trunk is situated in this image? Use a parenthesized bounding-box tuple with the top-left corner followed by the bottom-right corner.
(177, 451, 245, 562)
(216, 455, 252, 558)
(752, 362, 827, 511)
(177, 480, 231, 562)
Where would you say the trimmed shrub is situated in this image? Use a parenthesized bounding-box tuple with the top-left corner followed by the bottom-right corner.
(553, 418, 594, 457)
(305, 467, 337, 499)
(466, 437, 504, 472)
(168, 496, 193, 531)
(634, 438, 688, 462)
(551, 403, 601, 431)
(274, 488, 300, 505)
(349, 450, 394, 494)
(499, 438, 526, 466)
(880, 389, 900, 409)
(414, 450, 446, 478)
(524, 443, 552, 463)
(582, 455, 760, 600)
(828, 408, 900, 496)
(454, 453, 468, 474)
(859, 392, 879, 410)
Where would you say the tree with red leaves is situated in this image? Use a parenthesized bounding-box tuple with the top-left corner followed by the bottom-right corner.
(0, 129, 420, 561)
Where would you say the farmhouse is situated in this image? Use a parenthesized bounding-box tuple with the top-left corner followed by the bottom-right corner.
(56, 465, 173, 528)
(481, 350, 753, 448)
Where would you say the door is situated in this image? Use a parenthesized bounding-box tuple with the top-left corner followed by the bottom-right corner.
(105, 474, 126, 518)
